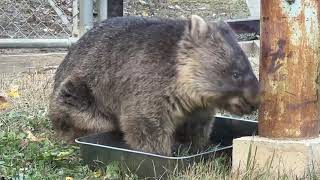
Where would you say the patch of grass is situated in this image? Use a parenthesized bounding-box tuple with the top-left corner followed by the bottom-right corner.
(0, 110, 140, 179)
(170, 156, 231, 179)
(172, 142, 223, 157)
(0, 129, 91, 179)
(0, 72, 130, 179)
(0, 72, 155, 179)
(0, 107, 93, 179)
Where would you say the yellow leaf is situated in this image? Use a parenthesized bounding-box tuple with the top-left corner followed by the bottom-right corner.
(142, 11, 148, 16)
(0, 102, 10, 110)
(65, 177, 73, 180)
(7, 87, 20, 98)
(94, 169, 102, 178)
(26, 130, 38, 141)
(57, 151, 72, 157)
(25, 130, 46, 142)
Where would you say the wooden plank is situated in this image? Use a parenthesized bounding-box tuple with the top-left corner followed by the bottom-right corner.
(0, 53, 66, 74)
(0, 41, 259, 74)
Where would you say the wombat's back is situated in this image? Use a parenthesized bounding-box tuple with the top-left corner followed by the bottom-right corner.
(53, 16, 188, 91)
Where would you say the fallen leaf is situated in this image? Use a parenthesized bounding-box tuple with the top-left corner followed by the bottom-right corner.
(51, 148, 75, 161)
(138, 0, 147, 5)
(174, 5, 181, 10)
(198, 7, 206, 10)
(57, 150, 73, 158)
(0, 102, 10, 110)
(26, 130, 46, 142)
(142, 11, 148, 16)
(0, 96, 6, 102)
(0, 96, 10, 110)
(94, 169, 102, 178)
(7, 86, 20, 98)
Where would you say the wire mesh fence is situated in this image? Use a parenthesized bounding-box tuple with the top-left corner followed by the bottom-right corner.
(0, 0, 255, 48)
(0, 0, 77, 39)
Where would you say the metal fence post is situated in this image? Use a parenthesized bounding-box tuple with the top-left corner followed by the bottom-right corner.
(72, 0, 79, 37)
(97, 0, 108, 22)
(79, 0, 93, 36)
(0, 38, 78, 48)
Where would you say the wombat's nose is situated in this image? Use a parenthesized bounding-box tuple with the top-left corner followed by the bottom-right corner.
(250, 97, 260, 111)
(243, 80, 261, 111)
(251, 87, 260, 102)
(250, 86, 261, 110)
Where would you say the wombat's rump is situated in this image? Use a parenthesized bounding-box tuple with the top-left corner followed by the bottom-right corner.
(48, 15, 260, 156)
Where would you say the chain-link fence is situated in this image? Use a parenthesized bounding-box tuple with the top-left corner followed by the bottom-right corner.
(0, 0, 120, 48)
(0, 0, 77, 39)
(0, 0, 257, 48)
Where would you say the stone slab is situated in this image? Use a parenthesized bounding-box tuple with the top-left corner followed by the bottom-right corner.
(232, 136, 320, 178)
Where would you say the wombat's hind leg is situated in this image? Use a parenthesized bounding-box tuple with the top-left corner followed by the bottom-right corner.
(49, 76, 117, 143)
(49, 104, 118, 143)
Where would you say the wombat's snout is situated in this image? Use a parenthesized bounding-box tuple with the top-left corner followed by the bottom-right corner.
(227, 76, 260, 116)
(243, 77, 261, 112)
(247, 96, 260, 112)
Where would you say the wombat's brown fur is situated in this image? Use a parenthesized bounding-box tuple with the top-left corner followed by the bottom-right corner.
(48, 15, 260, 156)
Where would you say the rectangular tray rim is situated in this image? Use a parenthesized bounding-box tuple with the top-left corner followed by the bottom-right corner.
(75, 115, 257, 159)
(214, 114, 258, 123)
(75, 138, 233, 160)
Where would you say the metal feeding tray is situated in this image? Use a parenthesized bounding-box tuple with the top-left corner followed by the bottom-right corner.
(75, 116, 258, 179)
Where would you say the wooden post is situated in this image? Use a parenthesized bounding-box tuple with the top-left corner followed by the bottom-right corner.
(259, 0, 320, 138)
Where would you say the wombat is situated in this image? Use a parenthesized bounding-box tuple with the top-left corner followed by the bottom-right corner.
(48, 15, 260, 156)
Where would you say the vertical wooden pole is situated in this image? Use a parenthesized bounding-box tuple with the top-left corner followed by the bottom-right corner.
(259, 0, 320, 138)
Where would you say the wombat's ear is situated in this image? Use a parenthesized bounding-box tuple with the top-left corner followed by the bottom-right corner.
(214, 20, 238, 40)
(189, 15, 210, 41)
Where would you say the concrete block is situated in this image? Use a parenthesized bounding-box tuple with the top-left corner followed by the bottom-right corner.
(232, 136, 320, 177)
